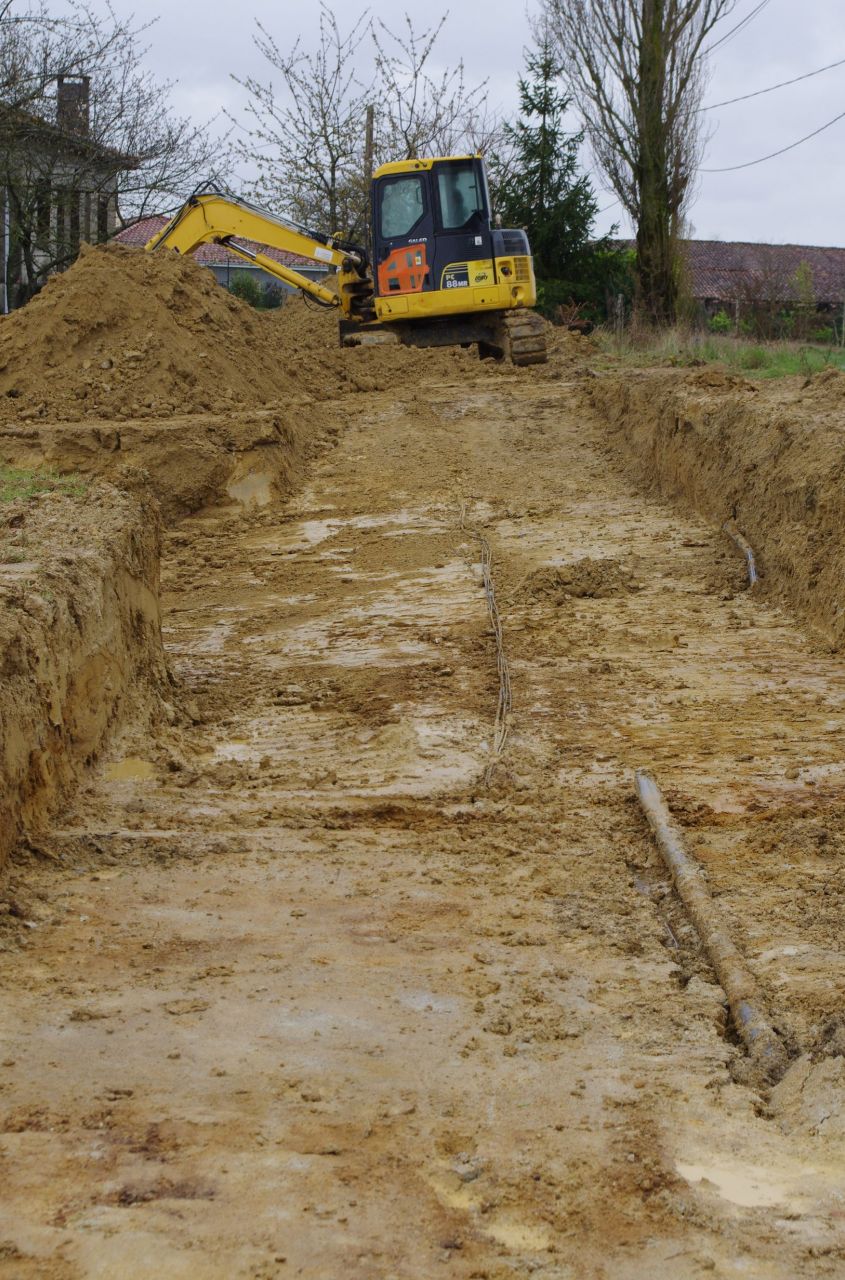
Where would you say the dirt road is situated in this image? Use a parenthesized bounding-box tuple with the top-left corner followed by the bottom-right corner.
(2, 360, 845, 1278)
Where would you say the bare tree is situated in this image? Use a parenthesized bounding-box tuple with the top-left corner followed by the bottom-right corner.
(233, 5, 492, 240)
(231, 4, 371, 238)
(0, 1, 225, 306)
(370, 14, 489, 162)
(539, 0, 737, 324)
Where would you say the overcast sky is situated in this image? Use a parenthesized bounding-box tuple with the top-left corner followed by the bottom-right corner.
(90, 0, 845, 246)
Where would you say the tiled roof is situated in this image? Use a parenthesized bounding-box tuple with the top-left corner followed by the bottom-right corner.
(619, 238, 845, 304)
(114, 214, 322, 270)
(682, 239, 845, 305)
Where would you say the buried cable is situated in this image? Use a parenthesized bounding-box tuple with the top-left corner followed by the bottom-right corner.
(723, 520, 759, 587)
(459, 503, 513, 784)
(635, 768, 789, 1084)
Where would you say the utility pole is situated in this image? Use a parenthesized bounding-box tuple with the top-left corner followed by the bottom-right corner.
(364, 104, 375, 249)
(364, 104, 374, 182)
(2, 186, 8, 314)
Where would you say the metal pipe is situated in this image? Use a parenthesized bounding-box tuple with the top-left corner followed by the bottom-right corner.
(635, 769, 788, 1083)
(723, 521, 759, 587)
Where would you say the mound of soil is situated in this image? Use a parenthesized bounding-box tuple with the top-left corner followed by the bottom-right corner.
(514, 557, 637, 603)
(0, 245, 469, 423)
(0, 244, 308, 421)
(801, 366, 845, 408)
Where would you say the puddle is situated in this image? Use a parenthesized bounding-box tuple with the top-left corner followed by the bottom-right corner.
(676, 1161, 796, 1209)
(484, 1216, 551, 1251)
(209, 739, 252, 763)
(187, 622, 233, 654)
(0, 560, 39, 576)
(399, 991, 459, 1014)
(298, 519, 339, 545)
(227, 471, 274, 507)
(105, 757, 156, 782)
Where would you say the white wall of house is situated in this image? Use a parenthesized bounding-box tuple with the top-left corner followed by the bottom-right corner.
(206, 260, 331, 294)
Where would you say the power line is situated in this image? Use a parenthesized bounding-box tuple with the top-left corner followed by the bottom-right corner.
(700, 105, 845, 171)
(706, 0, 774, 54)
(701, 54, 845, 111)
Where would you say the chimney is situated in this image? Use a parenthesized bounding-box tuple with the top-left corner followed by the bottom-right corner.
(57, 76, 90, 136)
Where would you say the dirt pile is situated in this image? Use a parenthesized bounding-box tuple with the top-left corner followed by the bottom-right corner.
(587, 367, 845, 646)
(799, 365, 845, 410)
(0, 245, 469, 424)
(0, 477, 165, 870)
(513, 556, 637, 603)
(0, 244, 312, 421)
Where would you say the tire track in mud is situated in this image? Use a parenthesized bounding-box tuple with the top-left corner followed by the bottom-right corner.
(1, 374, 845, 1277)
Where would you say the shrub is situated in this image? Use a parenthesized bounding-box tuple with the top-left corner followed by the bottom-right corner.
(262, 284, 286, 310)
(708, 309, 732, 335)
(229, 271, 262, 307)
(738, 345, 772, 370)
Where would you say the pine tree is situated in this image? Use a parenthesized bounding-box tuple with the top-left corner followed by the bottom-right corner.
(491, 44, 626, 320)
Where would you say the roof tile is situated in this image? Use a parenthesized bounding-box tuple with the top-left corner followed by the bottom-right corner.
(683, 240, 845, 304)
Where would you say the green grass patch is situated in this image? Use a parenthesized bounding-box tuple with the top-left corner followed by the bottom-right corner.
(0, 465, 87, 503)
(594, 328, 845, 379)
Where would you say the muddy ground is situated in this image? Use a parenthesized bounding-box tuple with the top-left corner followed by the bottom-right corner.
(2, 274, 845, 1276)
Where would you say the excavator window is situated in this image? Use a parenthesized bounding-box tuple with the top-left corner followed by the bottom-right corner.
(379, 175, 426, 239)
(436, 162, 485, 231)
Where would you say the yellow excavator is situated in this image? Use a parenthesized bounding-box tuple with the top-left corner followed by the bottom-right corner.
(146, 155, 548, 366)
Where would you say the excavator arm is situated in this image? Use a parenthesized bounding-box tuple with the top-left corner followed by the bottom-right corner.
(146, 190, 372, 315)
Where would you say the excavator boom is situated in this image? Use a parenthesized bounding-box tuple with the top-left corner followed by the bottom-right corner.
(147, 190, 369, 311)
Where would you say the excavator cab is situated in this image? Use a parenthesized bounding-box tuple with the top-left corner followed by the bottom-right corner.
(355, 154, 546, 364)
(369, 156, 534, 314)
(373, 157, 495, 299)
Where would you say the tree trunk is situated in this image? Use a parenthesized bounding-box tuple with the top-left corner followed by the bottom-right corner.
(635, 0, 677, 326)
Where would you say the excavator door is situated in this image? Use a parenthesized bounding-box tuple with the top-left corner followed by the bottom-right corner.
(372, 157, 496, 306)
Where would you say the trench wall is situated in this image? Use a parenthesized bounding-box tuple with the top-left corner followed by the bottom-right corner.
(588, 368, 845, 647)
(0, 483, 165, 870)
(0, 406, 333, 521)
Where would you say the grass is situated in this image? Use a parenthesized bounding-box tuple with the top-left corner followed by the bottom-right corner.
(0, 465, 87, 503)
(594, 327, 845, 379)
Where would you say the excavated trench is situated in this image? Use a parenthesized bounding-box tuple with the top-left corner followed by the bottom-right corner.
(1, 252, 845, 1277)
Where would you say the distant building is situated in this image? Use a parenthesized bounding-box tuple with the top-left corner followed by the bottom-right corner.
(114, 215, 331, 298)
(0, 77, 135, 311)
(679, 240, 845, 321)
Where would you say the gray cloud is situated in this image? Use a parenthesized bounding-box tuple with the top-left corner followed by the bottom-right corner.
(82, 0, 845, 247)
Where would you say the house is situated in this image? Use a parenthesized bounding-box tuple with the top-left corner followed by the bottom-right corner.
(0, 76, 134, 311)
(680, 240, 845, 318)
(114, 214, 331, 299)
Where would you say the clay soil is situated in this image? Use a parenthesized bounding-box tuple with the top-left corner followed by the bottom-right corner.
(2, 261, 845, 1277)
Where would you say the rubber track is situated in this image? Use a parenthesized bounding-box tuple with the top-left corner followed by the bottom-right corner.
(504, 311, 549, 366)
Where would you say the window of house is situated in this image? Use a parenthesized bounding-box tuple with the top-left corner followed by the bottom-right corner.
(97, 195, 110, 243)
(436, 163, 485, 231)
(35, 183, 51, 252)
(379, 175, 425, 240)
(54, 188, 68, 252)
(69, 189, 80, 254)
